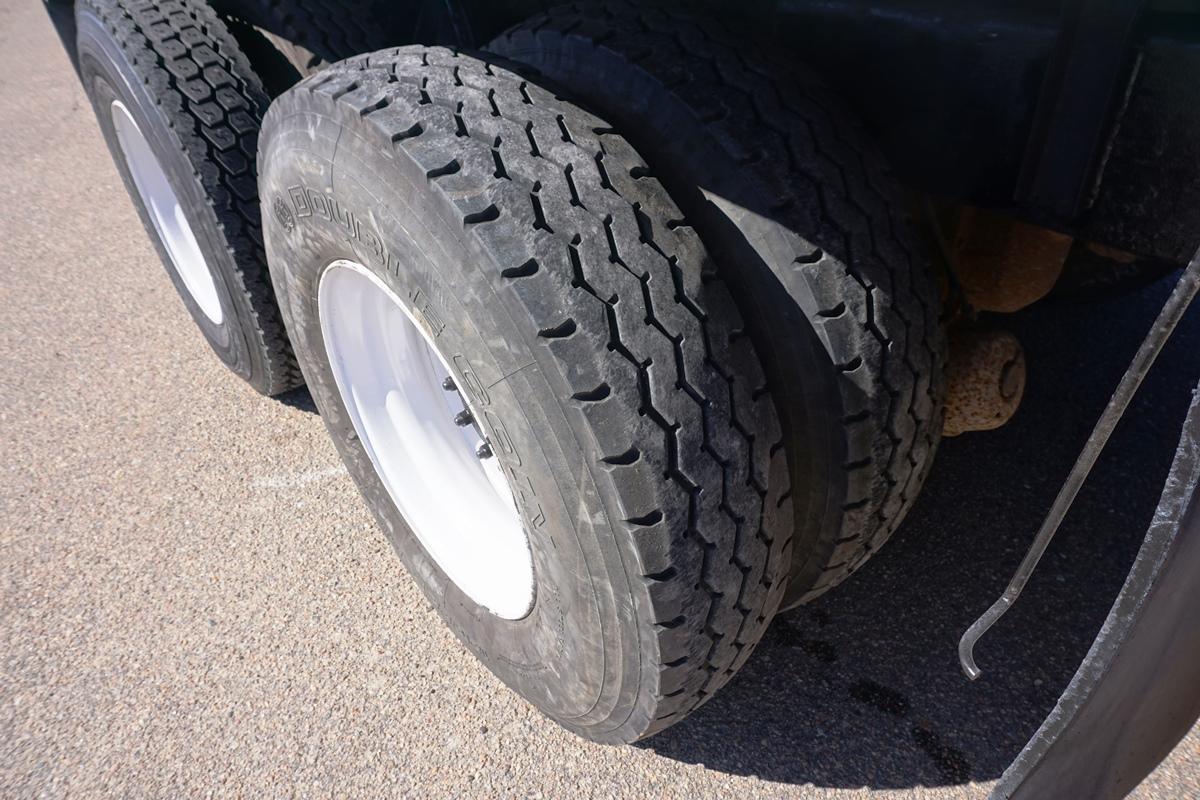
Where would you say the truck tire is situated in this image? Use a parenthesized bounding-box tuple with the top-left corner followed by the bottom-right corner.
(76, 0, 300, 395)
(490, 3, 947, 606)
(258, 47, 792, 742)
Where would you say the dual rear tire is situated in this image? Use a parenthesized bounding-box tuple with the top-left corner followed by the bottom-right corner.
(79, 0, 945, 744)
(489, 4, 947, 605)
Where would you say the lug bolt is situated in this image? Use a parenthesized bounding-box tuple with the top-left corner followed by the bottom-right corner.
(476, 441, 493, 459)
(441, 376, 456, 392)
(454, 410, 474, 427)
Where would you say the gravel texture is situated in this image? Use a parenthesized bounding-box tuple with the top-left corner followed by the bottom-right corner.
(1, 1, 1197, 797)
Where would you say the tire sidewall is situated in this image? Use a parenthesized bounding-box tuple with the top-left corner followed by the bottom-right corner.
(259, 100, 651, 738)
(76, 6, 258, 383)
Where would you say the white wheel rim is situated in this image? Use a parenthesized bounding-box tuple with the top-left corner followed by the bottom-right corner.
(110, 100, 224, 324)
(318, 260, 534, 619)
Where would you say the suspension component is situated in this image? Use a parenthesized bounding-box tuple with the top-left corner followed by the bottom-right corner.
(943, 327, 1026, 437)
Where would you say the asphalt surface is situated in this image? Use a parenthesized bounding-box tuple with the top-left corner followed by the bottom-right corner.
(2, 0, 1198, 797)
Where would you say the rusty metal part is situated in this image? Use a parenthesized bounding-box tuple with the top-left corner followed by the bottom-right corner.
(943, 328, 1026, 437)
(1084, 241, 1139, 264)
(950, 207, 1073, 312)
(960, 248, 1200, 681)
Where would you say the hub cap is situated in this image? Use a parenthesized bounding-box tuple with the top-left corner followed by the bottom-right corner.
(110, 100, 223, 324)
(318, 260, 534, 619)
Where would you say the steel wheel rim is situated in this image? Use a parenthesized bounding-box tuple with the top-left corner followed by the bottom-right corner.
(318, 260, 534, 619)
(110, 100, 224, 324)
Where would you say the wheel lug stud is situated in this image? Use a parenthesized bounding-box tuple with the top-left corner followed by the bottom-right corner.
(441, 376, 456, 392)
(454, 410, 474, 427)
(476, 441, 493, 460)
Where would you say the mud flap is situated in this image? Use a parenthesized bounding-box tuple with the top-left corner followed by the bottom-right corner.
(995, 382, 1200, 799)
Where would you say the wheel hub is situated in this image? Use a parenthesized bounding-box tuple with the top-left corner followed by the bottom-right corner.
(110, 100, 223, 324)
(317, 260, 534, 619)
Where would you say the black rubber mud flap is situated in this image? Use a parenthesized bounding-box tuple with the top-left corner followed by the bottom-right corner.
(996, 381, 1200, 799)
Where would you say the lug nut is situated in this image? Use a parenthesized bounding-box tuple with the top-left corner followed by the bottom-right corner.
(453, 410, 474, 427)
(476, 441, 493, 459)
(441, 376, 456, 392)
